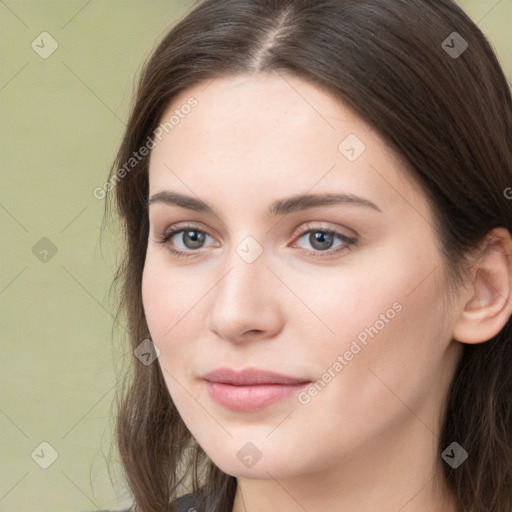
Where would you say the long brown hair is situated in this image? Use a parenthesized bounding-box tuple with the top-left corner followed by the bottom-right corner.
(103, 1, 512, 510)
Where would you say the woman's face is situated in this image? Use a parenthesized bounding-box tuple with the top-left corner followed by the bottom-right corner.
(142, 73, 463, 481)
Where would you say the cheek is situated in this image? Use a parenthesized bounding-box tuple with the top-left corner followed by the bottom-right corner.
(277, 253, 411, 360)
(141, 252, 210, 381)
(294, 240, 451, 395)
(142, 261, 170, 341)
(142, 251, 199, 339)
(304, 260, 451, 431)
(141, 260, 200, 418)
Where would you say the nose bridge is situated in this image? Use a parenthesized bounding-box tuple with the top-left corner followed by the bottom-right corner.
(206, 238, 282, 340)
(215, 240, 267, 311)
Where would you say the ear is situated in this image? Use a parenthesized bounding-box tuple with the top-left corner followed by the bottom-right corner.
(452, 227, 512, 344)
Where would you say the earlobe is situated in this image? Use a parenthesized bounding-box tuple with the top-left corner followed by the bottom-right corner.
(452, 227, 512, 344)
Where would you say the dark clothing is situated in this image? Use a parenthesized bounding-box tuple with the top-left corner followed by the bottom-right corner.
(86, 492, 200, 512)
(173, 492, 200, 511)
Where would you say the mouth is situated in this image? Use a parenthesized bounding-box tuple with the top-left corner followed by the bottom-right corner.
(202, 367, 312, 412)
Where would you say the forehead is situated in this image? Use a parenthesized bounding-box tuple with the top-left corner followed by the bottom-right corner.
(147, 73, 427, 218)
(153, 72, 363, 153)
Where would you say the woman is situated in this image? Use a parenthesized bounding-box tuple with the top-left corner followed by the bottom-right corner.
(103, 0, 512, 511)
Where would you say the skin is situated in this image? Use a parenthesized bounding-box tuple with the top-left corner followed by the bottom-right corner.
(142, 73, 512, 512)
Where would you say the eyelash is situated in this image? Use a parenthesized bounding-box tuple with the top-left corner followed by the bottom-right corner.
(154, 222, 357, 259)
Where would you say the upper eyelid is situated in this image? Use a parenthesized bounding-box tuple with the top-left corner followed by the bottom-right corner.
(158, 221, 217, 241)
(292, 221, 356, 239)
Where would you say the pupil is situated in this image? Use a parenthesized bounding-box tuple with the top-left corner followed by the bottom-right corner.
(184, 230, 204, 249)
(311, 231, 333, 250)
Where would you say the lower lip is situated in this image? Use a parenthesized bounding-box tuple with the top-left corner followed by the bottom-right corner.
(205, 381, 310, 412)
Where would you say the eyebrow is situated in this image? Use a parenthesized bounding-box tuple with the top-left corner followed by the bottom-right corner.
(148, 190, 382, 216)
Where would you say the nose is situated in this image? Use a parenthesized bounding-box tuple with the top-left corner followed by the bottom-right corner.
(206, 246, 284, 344)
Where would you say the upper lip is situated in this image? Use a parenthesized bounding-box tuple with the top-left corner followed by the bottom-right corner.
(202, 367, 311, 386)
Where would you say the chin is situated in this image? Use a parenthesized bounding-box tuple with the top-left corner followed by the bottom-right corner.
(209, 454, 289, 480)
(197, 435, 314, 481)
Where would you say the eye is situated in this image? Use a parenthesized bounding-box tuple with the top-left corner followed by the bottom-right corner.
(154, 224, 215, 258)
(291, 223, 356, 258)
(154, 222, 356, 259)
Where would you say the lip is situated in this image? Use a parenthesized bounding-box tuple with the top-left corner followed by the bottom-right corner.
(202, 367, 311, 412)
(203, 367, 310, 386)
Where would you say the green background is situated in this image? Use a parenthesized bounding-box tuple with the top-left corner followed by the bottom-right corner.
(0, 1, 510, 510)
